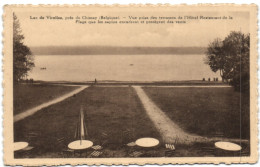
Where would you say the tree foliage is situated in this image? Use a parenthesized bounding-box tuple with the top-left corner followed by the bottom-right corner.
(13, 13, 34, 83)
(205, 31, 250, 93)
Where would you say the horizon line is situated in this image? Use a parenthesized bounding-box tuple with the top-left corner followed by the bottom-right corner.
(29, 45, 207, 48)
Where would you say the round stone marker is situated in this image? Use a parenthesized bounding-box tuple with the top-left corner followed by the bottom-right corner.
(14, 142, 29, 151)
(68, 140, 93, 150)
(135, 137, 159, 147)
(215, 141, 242, 151)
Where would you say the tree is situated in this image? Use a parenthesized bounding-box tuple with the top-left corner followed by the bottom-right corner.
(224, 32, 250, 92)
(13, 13, 34, 83)
(205, 38, 227, 81)
(205, 31, 250, 92)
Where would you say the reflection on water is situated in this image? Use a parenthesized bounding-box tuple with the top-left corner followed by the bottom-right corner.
(28, 55, 220, 82)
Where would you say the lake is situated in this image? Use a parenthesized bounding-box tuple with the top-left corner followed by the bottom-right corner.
(28, 55, 220, 82)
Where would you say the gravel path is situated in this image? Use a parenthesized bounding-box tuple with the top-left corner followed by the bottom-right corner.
(133, 86, 247, 144)
(14, 85, 88, 122)
(133, 86, 203, 144)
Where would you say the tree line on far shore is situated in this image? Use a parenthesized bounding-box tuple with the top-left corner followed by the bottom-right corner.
(205, 31, 250, 93)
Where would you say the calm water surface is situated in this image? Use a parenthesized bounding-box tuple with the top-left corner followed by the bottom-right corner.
(28, 55, 220, 82)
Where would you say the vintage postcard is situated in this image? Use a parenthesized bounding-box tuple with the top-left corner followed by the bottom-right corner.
(3, 4, 258, 165)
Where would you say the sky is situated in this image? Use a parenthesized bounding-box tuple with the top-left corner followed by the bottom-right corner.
(16, 10, 250, 47)
(14, 8, 250, 81)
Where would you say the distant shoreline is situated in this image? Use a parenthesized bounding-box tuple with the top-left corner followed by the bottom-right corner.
(30, 46, 206, 55)
(30, 80, 228, 86)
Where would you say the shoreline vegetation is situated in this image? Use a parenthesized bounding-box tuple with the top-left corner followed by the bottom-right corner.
(30, 46, 206, 55)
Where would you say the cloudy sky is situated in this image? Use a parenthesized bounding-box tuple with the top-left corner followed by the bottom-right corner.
(16, 10, 249, 47)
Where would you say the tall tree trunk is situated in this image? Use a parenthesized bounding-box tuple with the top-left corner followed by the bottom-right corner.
(220, 69, 225, 82)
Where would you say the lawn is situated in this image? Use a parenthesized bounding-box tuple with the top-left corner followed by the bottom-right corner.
(14, 86, 161, 158)
(143, 87, 250, 140)
(13, 84, 79, 115)
(13, 86, 250, 158)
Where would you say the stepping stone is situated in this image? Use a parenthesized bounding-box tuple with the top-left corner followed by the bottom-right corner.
(92, 145, 102, 150)
(90, 151, 103, 157)
(127, 142, 136, 147)
(68, 140, 93, 150)
(22, 146, 34, 151)
(215, 141, 242, 151)
(135, 138, 159, 147)
(165, 144, 175, 150)
(14, 142, 29, 151)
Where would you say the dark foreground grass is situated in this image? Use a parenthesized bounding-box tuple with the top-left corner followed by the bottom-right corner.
(14, 86, 250, 158)
(14, 84, 79, 115)
(14, 86, 161, 158)
(143, 87, 250, 140)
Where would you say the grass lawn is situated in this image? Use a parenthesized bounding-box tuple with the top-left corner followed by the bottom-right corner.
(13, 86, 250, 158)
(14, 86, 161, 158)
(13, 84, 79, 115)
(143, 87, 250, 140)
